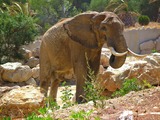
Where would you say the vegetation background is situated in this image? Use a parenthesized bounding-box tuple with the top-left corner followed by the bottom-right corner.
(0, 0, 160, 63)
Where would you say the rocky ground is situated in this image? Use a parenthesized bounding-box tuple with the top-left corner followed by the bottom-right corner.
(0, 22, 160, 119)
(55, 86, 160, 120)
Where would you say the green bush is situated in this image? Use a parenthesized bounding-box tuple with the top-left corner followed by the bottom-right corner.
(138, 15, 150, 26)
(0, 12, 38, 64)
(112, 78, 152, 97)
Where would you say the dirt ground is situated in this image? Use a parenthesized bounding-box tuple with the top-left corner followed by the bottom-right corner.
(55, 86, 160, 120)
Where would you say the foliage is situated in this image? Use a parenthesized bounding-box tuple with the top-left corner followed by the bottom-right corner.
(105, 0, 128, 13)
(138, 15, 150, 26)
(69, 110, 94, 120)
(0, 12, 38, 63)
(26, 112, 52, 120)
(112, 78, 152, 97)
(83, 55, 106, 108)
(89, 0, 109, 12)
(2, 117, 11, 120)
(60, 81, 74, 108)
(140, 0, 160, 21)
(0, 0, 32, 16)
(152, 49, 158, 53)
(72, 0, 91, 11)
(29, 0, 80, 32)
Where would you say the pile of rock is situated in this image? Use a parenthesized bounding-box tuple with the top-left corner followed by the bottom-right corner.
(0, 85, 44, 118)
(98, 53, 160, 95)
(140, 36, 160, 54)
(0, 62, 39, 85)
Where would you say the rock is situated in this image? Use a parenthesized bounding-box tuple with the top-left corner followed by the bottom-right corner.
(143, 56, 160, 66)
(155, 36, 160, 51)
(118, 110, 133, 120)
(140, 40, 155, 53)
(0, 86, 20, 98)
(98, 70, 120, 92)
(100, 48, 110, 68)
(26, 57, 39, 68)
(99, 53, 160, 95)
(149, 53, 160, 64)
(140, 49, 153, 54)
(22, 39, 41, 51)
(19, 48, 32, 59)
(1, 62, 33, 82)
(32, 65, 40, 79)
(32, 47, 40, 58)
(26, 78, 37, 86)
(122, 59, 160, 86)
(0, 85, 45, 118)
(99, 65, 105, 74)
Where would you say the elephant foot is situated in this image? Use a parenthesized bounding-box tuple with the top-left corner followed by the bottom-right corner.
(76, 95, 87, 104)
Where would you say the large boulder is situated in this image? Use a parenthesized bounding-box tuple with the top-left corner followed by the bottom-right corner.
(140, 40, 156, 54)
(99, 53, 160, 95)
(100, 48, 110, 68)
(0, 85, 45, 118)
(32, 47, 40, 58)
(32, 65, 40, 79)
(26, 57, 39, 68)
(1, 62, 33, 82)
(155, 36, 160, 52)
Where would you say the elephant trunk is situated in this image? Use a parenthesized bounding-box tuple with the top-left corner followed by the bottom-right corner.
(109, 35, 128, 69)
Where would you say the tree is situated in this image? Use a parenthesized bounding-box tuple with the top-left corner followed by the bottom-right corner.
(140, 0, 160, 21)
(89, 0, 109, 12)
(72, 0, 91, 11)
(29, 0, 79, 32)
(0, 12, 38, 63)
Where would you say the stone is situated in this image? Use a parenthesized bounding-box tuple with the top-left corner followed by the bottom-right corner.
(32, 65, 40, 79)
(140, 40, 155, 51)
(98, 70, 119, 92)
(141, 49, 153, 54)
(32, 47, 40, 58)
(22, 40, 41, 51)
(98, 54, 160, 96)
(99, 65, 105, 74)
(26, 57, 39, 68)
(1, 62, 33, 82)
(26, 78, 37, 86)
(155, 37, 160, 51)
(19, 48, 32, 59)
(0, 85, 45, 118)
(100, 48, 110, 68)
(122, 59, 160, 86)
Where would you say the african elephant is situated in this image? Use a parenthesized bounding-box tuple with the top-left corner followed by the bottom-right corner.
(40, 11, 137, 103)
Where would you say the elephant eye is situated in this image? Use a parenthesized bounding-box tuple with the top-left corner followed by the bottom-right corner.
(101, 26, 107, 31)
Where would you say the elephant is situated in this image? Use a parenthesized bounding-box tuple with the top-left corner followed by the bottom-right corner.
(40, 11, 140, 103)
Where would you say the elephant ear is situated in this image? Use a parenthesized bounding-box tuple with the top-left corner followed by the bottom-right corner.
(64, 12, 100, 48)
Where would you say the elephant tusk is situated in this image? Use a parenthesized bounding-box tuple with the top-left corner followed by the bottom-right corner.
(109, 47, 128, 57)
(127, 48, 147, 57)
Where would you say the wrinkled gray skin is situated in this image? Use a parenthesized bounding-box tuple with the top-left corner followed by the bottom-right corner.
(40, 11, 128, 103)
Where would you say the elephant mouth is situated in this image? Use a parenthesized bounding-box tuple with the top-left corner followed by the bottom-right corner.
(108, 47, 128, 57)
(108, 46, 127, 69)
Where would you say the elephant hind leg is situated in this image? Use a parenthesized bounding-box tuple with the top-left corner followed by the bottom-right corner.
(40, 42, 52, 97)
(49, 77, 60, 102)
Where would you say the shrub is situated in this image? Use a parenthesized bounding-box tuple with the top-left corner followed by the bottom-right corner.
(112, 78, 152, 97)
(83, 54, 106, 108)
(0, 12, 38, 64)
(138, 15, 150, 26)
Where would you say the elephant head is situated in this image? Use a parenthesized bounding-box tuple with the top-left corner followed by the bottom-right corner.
(64, 11, 128, 69)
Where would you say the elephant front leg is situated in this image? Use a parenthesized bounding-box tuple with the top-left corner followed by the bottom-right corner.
(49, 78, 60, 102)
(74, 62, 87, 103)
